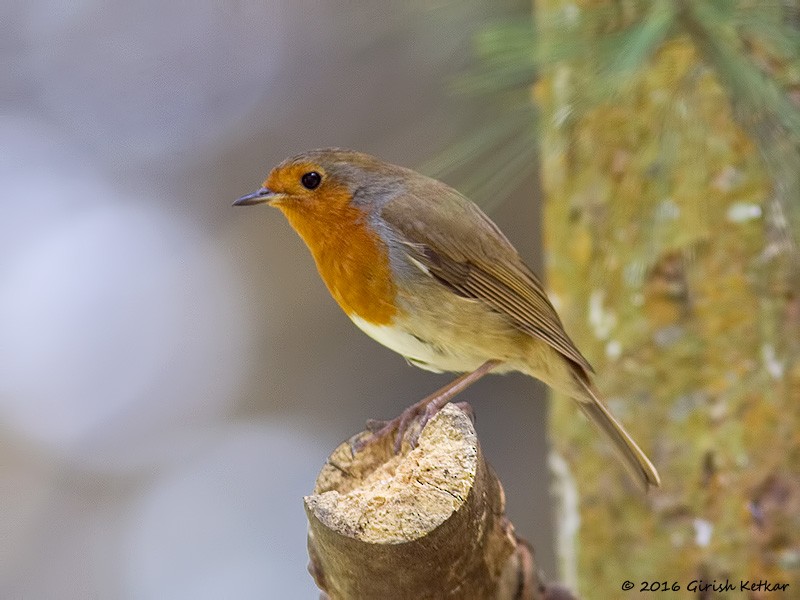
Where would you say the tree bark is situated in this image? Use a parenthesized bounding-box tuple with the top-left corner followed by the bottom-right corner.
(536, 2, 800, 597)
(305, 403, 576, 600)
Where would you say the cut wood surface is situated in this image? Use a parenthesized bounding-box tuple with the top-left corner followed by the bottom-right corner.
(304, 403, 578, 600)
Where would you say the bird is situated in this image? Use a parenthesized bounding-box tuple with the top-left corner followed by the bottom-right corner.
(234, 148, 660, 490)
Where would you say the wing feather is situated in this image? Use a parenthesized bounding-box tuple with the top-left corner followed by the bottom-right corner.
(381, 181, 594, 376)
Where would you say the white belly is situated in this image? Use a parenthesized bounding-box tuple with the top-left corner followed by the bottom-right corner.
(350, 315, 468, 373)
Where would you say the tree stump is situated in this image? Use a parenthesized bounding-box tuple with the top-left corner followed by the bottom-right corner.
(304, 403, 576, 600)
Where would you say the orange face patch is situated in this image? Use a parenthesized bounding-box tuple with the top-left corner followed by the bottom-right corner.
(267, 162, 397, 325)
(264, 162, 326, 198)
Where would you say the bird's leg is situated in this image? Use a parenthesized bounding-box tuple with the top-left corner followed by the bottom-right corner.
(352, 359, 501, 455)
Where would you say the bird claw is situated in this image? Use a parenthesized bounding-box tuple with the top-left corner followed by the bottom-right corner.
(406, 401, 475, 448)
(350, 420, 400, 456)
(352, 398, 480, 456)
(350, 362, 498, 457)
(352, 400, 434, 456)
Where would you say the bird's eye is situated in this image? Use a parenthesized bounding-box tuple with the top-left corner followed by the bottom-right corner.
(301, 171, 322, 190)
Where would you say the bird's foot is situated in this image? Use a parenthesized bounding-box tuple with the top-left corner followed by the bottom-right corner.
(352, 399, 477, 456)
(405, 400, 476, 448)
(352, 396, 432, 455)
(350, 361, 500, 457)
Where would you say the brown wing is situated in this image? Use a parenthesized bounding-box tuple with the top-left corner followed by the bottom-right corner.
(381, 179, 594, 376)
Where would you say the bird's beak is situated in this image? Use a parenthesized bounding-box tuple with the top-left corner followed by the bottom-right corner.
(233, 187, 278, 206)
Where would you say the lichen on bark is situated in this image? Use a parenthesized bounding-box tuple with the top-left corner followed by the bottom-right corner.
(536, 2, 800, 596)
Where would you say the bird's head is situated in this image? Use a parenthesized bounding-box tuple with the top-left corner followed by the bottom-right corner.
(234, 148, 405, 220)
(234, 148, 406, 323)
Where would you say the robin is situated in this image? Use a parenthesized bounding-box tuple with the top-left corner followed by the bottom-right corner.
(235, 148, 660, 490)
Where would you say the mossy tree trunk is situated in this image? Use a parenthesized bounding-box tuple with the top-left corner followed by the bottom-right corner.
(536, 2, 800, 597)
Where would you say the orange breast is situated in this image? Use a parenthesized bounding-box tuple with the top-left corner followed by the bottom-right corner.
(277, 191, 397, 325)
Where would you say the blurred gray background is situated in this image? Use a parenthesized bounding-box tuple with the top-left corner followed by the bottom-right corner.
(3, 1, 553, 597)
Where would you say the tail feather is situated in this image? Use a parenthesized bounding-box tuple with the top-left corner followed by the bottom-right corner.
(574, 379, 661, 490)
